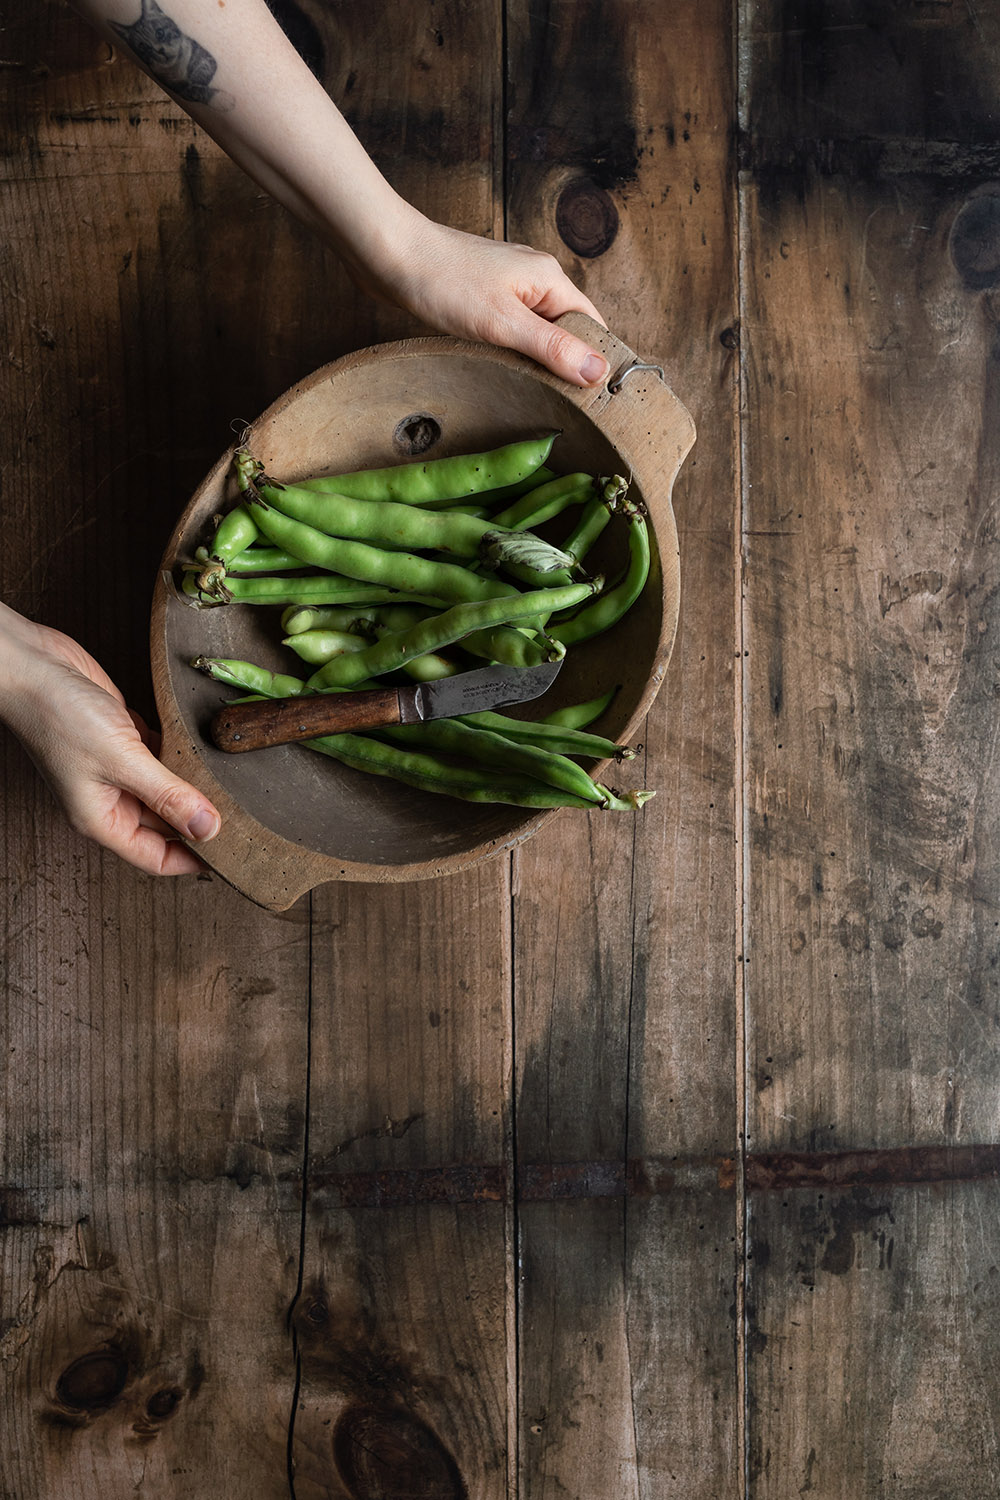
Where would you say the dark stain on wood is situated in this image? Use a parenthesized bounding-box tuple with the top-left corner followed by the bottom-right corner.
(793, 1188, 893, 1285)
(0, 1185, 40, 1227)
(333, 1403, 467, 1500)
(506, 0, 640, 189)
(291, 1275, 414, 1405)
(744, 2, 1000, 200)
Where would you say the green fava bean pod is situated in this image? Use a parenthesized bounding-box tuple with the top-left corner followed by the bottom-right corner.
(290, 433, 558, 504)
(256, 476, 572, 574)
(181, 571, 449, 610)
(549, 512, 651, 648)
(248, 494, 521, 607)
(195, 503, 261, 595)
(223, 545, 308, 574)
(190, 656, 308, 698)
(400, 652, 460, 682)
(421, 465, 557, 510)
(375, 720, 609, 805)
(455, 710, 633, 761)
(489, 471, 597, 531)
(458, 625, 564, 670)
(540, 690, 618, 730)
(561, 477, 633, 566)
(304, 733, 608, 809)
(281, 629, 371, 666)
(305, 578, 598, 691)
(281, 605, 377, 635)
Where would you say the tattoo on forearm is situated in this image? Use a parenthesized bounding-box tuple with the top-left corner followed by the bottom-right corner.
(110, 0, 232, 109)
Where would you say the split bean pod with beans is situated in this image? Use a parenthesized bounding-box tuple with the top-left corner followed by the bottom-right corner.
(184, 430, 656, 811)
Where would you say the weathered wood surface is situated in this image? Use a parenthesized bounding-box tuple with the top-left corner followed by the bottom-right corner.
(5, 1, 1000, 1497)
(506, 2, 740, 1495)
(741, 3, 1000, 1495)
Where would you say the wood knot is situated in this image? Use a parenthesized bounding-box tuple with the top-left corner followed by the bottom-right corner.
(555, 180, 620, 258)
(333, 1403, 467, 1500)
(146, 1387, 183, 1420)
(304, 1295, 329, 1328)
(55, 1349, 129, 1411)
(393, 413, 442, 456)
(950, 188, 1000, 290)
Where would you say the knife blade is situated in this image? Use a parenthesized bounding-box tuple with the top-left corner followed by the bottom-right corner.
(209, 657, 564, 754)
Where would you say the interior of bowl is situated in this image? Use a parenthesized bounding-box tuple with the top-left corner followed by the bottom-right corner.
(158, 344, 665, 869)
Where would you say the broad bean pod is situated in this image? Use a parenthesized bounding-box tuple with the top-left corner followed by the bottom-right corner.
(421, 465, 557, 510)
(256, 476, 572, 574)
(305, 578, 598, 691)
(456, 624, 563, 670)
(191, 656, 307, 698)
(375, 720, 609, 805)
(215, 544, 307, 575)
(540, 690, 617, 730)
(550, 513, 650, 648)
(195, 503, 260, 594)
(281, 629, 371, 666)
(289, 433, 558, 504)
(283, 627, 456, 683)
(249, 494, 525, 607)
(490, 472, 596, 531)
(181, 571, 450, 610)
(561, 476, 633, 565)
(456, 710, 632, 761)
(280, 605, 379, 635)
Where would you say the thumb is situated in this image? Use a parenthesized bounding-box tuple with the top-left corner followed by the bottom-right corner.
(117, 745, 221, 844)
(505, 306, 610, 388)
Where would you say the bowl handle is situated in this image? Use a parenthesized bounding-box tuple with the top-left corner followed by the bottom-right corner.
(552, 311, 696, 481)
(550, 310, 695, 688)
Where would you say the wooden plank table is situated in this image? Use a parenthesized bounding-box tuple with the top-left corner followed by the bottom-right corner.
(2, 3, 999, 1495)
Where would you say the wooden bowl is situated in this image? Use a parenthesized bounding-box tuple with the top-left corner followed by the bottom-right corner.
(150, 314, 695, 908)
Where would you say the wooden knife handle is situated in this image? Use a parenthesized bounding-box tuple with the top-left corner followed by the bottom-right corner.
(210, 687, 404, 753)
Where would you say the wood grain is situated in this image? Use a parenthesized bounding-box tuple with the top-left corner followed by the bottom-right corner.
(12, 0, 1000, 1495)
(276, 4, 516, 1495)
(741, 3, 1000, 1493)
(506, 2, 741, 1495)
(0, 6, 313, 1494)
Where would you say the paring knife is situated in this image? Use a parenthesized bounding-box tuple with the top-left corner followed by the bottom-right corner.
(209, 658, 564, 753)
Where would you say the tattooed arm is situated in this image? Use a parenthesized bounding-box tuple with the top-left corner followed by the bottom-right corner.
(71, 0, 610, 387)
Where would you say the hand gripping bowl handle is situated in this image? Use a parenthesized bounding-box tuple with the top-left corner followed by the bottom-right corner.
(151, 315, 695, 909)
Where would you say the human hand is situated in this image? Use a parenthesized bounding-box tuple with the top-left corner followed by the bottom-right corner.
(355, 215, 612, 389)
(0, 605, 221, 876)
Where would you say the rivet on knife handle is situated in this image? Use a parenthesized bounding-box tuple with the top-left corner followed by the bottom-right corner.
(210, 687, 403, 753)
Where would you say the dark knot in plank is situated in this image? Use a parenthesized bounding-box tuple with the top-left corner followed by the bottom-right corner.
(55, 1349, 129, 1411)
(333, 1403, 467, 1500)
(555, 179, 620, 258)
(950, 188, 1000, 290)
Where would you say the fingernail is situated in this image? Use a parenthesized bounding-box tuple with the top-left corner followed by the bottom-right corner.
(187, 807, 220, 842)
(580, 353, 609, 385)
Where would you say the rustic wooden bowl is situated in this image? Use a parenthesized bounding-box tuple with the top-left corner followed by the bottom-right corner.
(150, 313, 695, 908)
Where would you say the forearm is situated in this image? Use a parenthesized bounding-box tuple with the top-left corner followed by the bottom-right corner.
(71, 0, 610, 384)
(70, 0, 419, 284)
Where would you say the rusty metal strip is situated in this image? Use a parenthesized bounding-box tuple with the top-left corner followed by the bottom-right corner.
(745, 1144, 1000, 1191)
(300, 1145, 1000, 1210)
